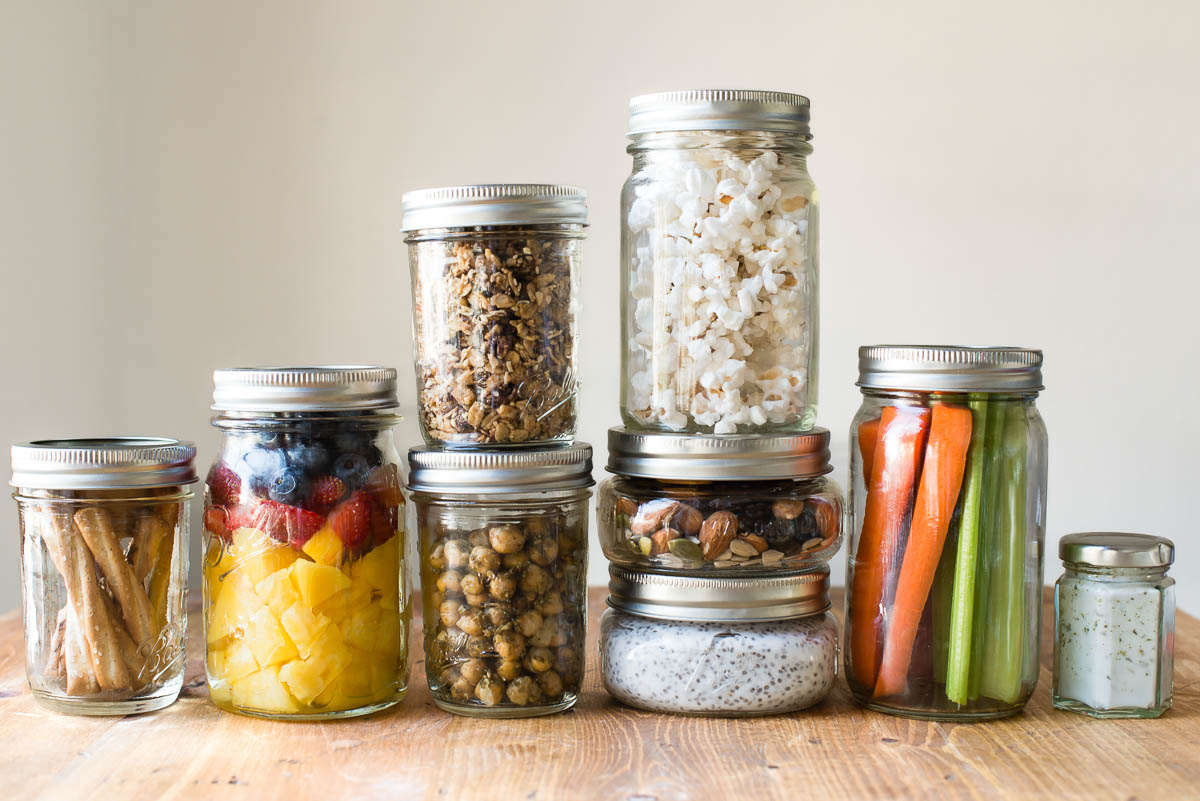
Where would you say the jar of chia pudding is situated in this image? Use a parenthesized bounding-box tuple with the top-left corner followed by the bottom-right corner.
(1053, 533, 1175, 719)
(599, 566, 837, 716)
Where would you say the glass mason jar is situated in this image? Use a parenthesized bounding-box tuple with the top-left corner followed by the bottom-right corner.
(408, 445, 593, 718)
(600, 566, 837, 716)
(598, 427, 842, 574)
(10, 438, 197, 715)
(1054, 533, 1175, 719)
(402, 184, 587, 447)
(620, 90, 819, 434)
(844, 346, 1048, 720)
(203, 367, 409, 720)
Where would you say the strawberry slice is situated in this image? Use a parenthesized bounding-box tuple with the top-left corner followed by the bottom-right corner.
(306, 475, 347, 515)
(364, 464, 406, 508)
(203, 505, 233, 542)
(207, 463, 243, 507)
(369, 497, 398, 547)
(232, 499, 325, 549)
(327, 491, 373, 550)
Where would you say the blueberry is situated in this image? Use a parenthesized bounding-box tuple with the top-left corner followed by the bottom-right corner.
(267, 467, 307, 505)
(333, 431, 375, 458)
(331, 452, 371, 488)
(286, 441, 330, 474)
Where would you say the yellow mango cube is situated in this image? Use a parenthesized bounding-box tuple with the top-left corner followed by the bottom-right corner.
(280, 602, 330, 659)
(370, 654, 400, 700)
(208, 680, 233, 707)
(374, 606, 402, 656)
(290, 559, 352, 609)
(307, 625, 352, 683)
(206, 571, 256, 644)
(223, 639, 260, 683)
(245, 607, 299, 668)
(254, 571, 301, 619)
(350, 536, 400, 593)
(301, 524, 343, 566)
(231, 527, 298, 585)
(230, 666, 301, 715)
(203, 539, 236, 589)
(339, 647, 374, 699)
(278, 659, 328, 706)
(342, 602, 381, 652)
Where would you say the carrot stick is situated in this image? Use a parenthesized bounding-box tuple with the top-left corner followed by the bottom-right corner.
(849, 405, 931, 689)
(858, 418, 881, 482)
(873, 404, 973, 697)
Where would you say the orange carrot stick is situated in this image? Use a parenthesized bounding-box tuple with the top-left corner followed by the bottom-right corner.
(849, 405, 931, 689)
(873, 404, 973, 698)
(858, 418, 881, 481)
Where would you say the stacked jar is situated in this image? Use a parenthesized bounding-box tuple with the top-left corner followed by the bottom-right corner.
(402, 184, 594, 717)
(596, 90, 841, 716)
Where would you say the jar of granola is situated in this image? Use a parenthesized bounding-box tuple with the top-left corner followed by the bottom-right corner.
(403, 184, 587, 447)
(408, 444, 593, 717)
(203, 367, 409, 720)
(621, 90, 818, 434)
(11, 438, 197, 715)
(597, 427, 841, 574)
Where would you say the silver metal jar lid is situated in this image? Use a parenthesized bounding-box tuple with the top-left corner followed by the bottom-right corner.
(606, 426, 831, 481)
(607, 565, 830, 622)
(10, 438, 198, 491)
(1060, 532, 1175, 570)
(627, 89, 812, 138)
(407, 444, 594, 494)
(211, 366, 400, 413)
(857, 345, 1044, 393)
(401, 184, 588, 232)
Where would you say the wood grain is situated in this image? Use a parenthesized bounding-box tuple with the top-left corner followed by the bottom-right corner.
(0, 587, 1197, 801)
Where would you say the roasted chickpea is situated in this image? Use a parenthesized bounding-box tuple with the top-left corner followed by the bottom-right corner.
(460, 658, 487, 685)
(502, 550, 530, 570)
(457, 608, 485, 637)
(551, 626, 571, 648)
(475, 676, 505, 705)
(429, 543, 447, 570)
(494, 630, 526, 660)
(459, 572, 484, 597)
(488, 524, 526, 554)
(484, 604, 511, 629)
(497, 658, 523, 681)
(464, 591, 488, 608)
(466, 634, 491, 658)
(515, 609, 543, 638)
(469, 545, 501, 575)
(537, 669, 563, 698)
(443, 539, 470, 570)
(451, 676, 475, 701)
(506, 675, 539, 706)
(557, 646, 581, 683)
(524, 517, 548, 536)
(527, 536, 559, 566)
(439, 598, 463, 628)
(529, 618, 556, 648)
(437, 570, 463, 594)
(525, 646, 554, 673)
(538, 590, 564, 616)
(520, 564, 551, 595)
(489, 571, 518, 601)
(468, 528, 490, 548)
(439, 666, 460, 686)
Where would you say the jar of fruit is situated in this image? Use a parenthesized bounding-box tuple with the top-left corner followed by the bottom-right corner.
(203, 366, 409, 719)
(408, 444, 593, 717)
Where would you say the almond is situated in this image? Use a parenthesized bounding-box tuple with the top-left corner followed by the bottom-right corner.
(616, 496, 638, 517)
(743, 534, 769, 553)
(772, 499, 805, 520)
(630, 499, 679, 536)
(698, 511, 738, 561)
(809, 498, 841, 537)
(673, 504, 703, 536)
(650, 527, 681, 556)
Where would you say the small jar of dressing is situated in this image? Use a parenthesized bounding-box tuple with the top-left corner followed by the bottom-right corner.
(1053, 533, 1175, 719)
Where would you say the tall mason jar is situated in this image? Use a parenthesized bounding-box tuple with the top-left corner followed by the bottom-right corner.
(621, 90, 819, 434)
(203, 367, 409, 720)
(11, 438, 197, 715)
(403, 184, 587, 447)
(408, 445, 593, 718)
(844, 346, 1048, 720)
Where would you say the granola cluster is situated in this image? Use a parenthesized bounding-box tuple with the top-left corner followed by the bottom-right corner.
(413, 236, 577, 445)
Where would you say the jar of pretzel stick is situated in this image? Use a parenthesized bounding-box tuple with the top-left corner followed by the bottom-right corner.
(10, 438, 197, 715)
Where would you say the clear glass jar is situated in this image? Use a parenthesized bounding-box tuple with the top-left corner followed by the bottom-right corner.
(620, 90, 818, 434)
(597, 427, 841, 574)
(1053, 533, 1175, 719)
(408, 445, 593, 718)
(844, 346, 1048, 720)
(402, 184, 587, 447)
(10, 438, 197, 715)
(202, 367, 409, 720)
(599, 567, 837, 716)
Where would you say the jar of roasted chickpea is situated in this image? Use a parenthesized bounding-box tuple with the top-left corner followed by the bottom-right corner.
(408, 444, 593, 717)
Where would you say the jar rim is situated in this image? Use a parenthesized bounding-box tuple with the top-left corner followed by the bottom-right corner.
(606, 427, 831, 481)
(607, 564, 830, 622)
(211, 366, 400, 413)
(407, 444, 594, 494)
(401, 184, 588, 231)
(10, 438, 198, 490)
(627, 90, 812, 138)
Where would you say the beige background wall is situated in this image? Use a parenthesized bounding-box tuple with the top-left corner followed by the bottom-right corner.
(2, 0, 1197, 613)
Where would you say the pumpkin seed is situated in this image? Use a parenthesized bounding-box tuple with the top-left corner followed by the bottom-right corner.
(668, 538, 703, 562)
(637, 536, 652, 556)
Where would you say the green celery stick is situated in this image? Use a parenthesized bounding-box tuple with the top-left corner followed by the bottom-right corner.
(943, 395, 990, 705)
(980, 403, 1030, 703)
(931, 523, 958, 685)
(967, 399, 1008, 701)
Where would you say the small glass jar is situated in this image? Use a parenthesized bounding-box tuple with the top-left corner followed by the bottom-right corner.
(597, 427, 842, 574)
(10, 438, 197, 715)
(408, 445, 593, 718)
(621, 90, 819, 434)
(844, 346, 1048, 720)
(1054, 533, 1175, 719)
(203, 367, 409, 720)
(600, 566, 837, 716)
(402, 184, 587, 447)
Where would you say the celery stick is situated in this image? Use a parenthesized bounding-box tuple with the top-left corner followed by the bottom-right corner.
(943, 395, 990, 705)
(967, 400, 1008, 701)
(980, 403, 1029, 703)
(931, 524, 957, 684)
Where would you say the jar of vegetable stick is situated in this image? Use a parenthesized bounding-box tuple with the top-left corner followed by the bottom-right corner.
(844, 346, 1047, 720)
(10, 438, 197, 715)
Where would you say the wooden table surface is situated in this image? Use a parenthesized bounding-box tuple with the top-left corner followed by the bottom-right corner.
(1, 587, 1197, 801)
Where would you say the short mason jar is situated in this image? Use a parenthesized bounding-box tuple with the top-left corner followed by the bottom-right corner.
(1054, 533, 1175, 719)
(600, 566, 837, 716)
(402, 184, 587, 447)
(844, 346, 1048, 720)
(10, 438, 197, 715)
(621, 90, 819, 434)
(597, 427, 842, 574)
(203, 367, 409, 720)
(408, 445, 593, 718)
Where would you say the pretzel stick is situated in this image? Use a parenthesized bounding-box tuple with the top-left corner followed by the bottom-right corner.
(74, 508, 157, 651)
(148, 535, 176, 629)
(49, 607, 66, 674)
(63, 607, 99, 695)
(99, 586, 147, 687)
(129, 514, 167, 584)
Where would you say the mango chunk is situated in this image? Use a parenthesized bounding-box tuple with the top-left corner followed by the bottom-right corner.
(290, 559, 352, 609)
(245, 607, 299, 668)
(342, 602, 381, 652)
(301, 524, 343, 566)
(351, 536, 400, 593)
(206, 571, 256, 644)
(279, 659, 328, 706)
(223, 639, 261, 683)
(307, 625, 352, 683)
(230, 666, 301, 715)
(254, 570, 301, 619)
(280, 602, 331, 659)
(230, 527, 299, 584)
(374, 606, 403, 656)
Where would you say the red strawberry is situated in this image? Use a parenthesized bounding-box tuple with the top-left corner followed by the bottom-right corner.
(369, 497, 397, 547)
(364, 464, 405, 508)
(203, 505, 233, 542)
(306, 475, 347, 514)
(236, 499, 324, 549)
(327, 491, 372, 550)
(207, 464, 243, 507)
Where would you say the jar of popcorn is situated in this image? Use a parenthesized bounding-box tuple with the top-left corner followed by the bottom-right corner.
(621, 90, 818, 434)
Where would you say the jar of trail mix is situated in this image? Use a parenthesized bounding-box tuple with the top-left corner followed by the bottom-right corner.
(597, 427, 842, 575)
(203, 367, 409, 720)
(403, 184, 587, 447)
(408, 445, 593, 718)
(621, 90, 818, 434)
(11, 438, 197, 715)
